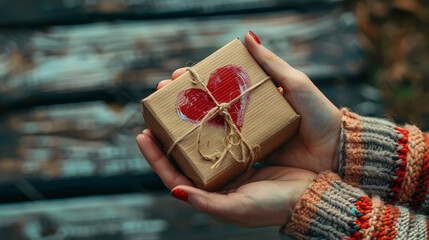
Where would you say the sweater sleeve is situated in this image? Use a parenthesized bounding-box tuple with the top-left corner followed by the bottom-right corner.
(282, 171, 429, 239)
(338, 108, 429, 209)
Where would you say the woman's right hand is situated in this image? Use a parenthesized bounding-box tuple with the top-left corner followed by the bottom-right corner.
(245, 31, 342, 173)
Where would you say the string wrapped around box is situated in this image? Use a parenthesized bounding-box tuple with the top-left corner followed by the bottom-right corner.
(167, 67, 270, 169)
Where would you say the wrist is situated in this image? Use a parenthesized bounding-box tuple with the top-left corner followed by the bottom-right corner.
(325, 107, 342, 173)
(331, 111, 342, 172)
(273, 177, 317, 227)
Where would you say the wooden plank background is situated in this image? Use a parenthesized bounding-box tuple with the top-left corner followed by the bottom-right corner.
(0, 193, 282, 239)
(0, 1, 385, 239)
(0, 10, 363, 106)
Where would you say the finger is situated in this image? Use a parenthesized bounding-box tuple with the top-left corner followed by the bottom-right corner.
(157, 67, 187, 90)
(244, 31, 309, 89)
(136, 130, 194, 189)
(172, 185, 246, 223)
(157, 80, 172, 90)
(171, 67, 187, 80)
(244, 31, 316, 108)
(244, 31, 337, 115)
(140, 129, 164, 152)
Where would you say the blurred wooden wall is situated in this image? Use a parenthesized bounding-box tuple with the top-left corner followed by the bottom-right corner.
(0, 1, 384, 239)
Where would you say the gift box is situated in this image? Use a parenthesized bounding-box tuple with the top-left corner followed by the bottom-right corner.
(142, 38, 300, 190)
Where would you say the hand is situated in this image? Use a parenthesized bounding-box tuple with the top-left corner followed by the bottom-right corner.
(136, 130, 316, 227)
(156, 31, 342, 173)
(244, 31, 342, 173)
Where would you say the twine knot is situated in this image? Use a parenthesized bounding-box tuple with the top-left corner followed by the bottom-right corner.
(218, 103, 230, 116)
(167, 67, 270, 169)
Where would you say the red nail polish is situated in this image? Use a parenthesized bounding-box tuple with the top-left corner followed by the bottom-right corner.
(249, 31, 261, 45)
(171, 189, 188, 202)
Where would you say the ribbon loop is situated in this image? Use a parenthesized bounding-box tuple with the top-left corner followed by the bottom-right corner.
(226, 132, 241, 146)
(167, 67, 270, 168)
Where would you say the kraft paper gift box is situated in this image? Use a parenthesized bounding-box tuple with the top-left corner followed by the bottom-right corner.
(142, 38, 300, 190)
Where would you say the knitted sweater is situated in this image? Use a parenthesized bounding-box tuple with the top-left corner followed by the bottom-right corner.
(282, 109, 429, 239)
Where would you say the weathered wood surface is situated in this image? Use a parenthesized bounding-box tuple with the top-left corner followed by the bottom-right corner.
(0, 2, 382, 239)
(0, 0, 337, 26)
(0, 4, 373, 205)
(0, 4, 384, 239)
(0, 101, 147, 182)
(0, 9, 364, 106)
(0, 193, 281, 239)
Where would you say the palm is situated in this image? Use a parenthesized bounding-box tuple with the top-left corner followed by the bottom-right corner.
(264, 80, 341, 173)
(214, 166, 316, 227)
(136, 129, 316, 227)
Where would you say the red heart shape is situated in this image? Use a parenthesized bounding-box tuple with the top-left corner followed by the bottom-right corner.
(175, 64, 251, 131)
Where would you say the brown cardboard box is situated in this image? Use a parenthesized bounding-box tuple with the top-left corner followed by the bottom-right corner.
(142, 38, 300, 190)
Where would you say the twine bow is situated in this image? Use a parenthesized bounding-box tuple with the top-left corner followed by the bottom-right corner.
(167, 67, 270, 169)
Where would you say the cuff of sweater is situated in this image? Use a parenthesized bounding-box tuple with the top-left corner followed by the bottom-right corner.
(282, 171, 370, 239)
(338, 108, 428, 205)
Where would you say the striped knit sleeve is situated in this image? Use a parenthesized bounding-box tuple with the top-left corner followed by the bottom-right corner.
(338, 108, 429, 209)
(282, 171, 429, 239)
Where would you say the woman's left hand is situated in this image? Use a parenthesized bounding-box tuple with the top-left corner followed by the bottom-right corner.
(136, 130, 316, 227)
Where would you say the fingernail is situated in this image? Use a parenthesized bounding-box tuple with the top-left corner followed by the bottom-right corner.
(156, 82, 160, 89)
(171, 189, 188, 202)
(249, 31, 261, 45)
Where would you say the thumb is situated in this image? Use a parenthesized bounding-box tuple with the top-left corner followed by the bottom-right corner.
(171, 185, 243, 222)
(244, 31, 317, 108)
